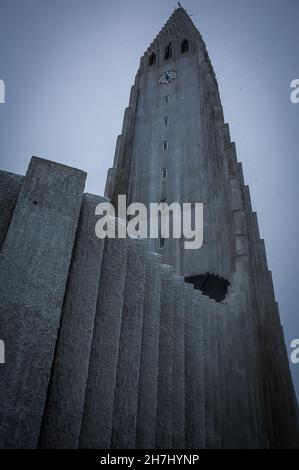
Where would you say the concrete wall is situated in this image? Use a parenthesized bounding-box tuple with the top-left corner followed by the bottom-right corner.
(0, 170, 23, 251)
(104, 6, 299, 450)
(0, 157, 86, 448)
(0, 156, 298, 448)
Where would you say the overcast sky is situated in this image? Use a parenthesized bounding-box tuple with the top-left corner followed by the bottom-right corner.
(0, 0, 298, 398)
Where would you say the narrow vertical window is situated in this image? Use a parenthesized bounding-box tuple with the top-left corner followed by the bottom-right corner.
(149, 51, 156, 66)
(163, 140, 168, 151)
(159, 237, 165, 249)
(181, 39, 189, 53)
(164, 42, 173, 60)
(164, 116, 169, 126)
(164, 95, 169, 104)
(162, 168, 168, 179)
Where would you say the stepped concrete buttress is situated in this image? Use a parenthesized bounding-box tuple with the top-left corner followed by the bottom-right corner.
(0, 156, 298, 449)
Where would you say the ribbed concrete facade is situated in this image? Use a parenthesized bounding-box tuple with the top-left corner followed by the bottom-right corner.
(0, 7, 298, 449)
(0, 155, 297, 448)
(104, 7, 299, 448)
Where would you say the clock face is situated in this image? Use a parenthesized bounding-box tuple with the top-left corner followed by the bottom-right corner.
(158, 70, 177, 85)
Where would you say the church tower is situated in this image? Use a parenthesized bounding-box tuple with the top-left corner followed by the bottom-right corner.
(106, 6, 299, 447)
(105, 6, 242, 284)
(106, 8, 244, 282)
(0, 5, 298, 449)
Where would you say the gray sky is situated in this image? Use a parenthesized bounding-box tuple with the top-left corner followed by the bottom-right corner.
(0, 0, 298, 398)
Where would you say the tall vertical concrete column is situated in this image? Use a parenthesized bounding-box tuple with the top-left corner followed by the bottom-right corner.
(184, 287, 205, 449)
(136, 252, 161, 449)
(234, 277, 255, 448)
(220, 300, 235, 448)
(0, 171, 23, 251)
(111, 238, 147, 449)
(225, 280, 250, 448)
(156, 266, 175, 449)
(172, 275, 186, 449)
(210, 302, 222, 448)
(216, 304, 229, 448)
(0, 157, 86, 448)
(39, 194, 106, 448)
(202, 297, 214, 448)
(79, 235, 128, 449)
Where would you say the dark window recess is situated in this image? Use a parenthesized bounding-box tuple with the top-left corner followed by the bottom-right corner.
(181, 39, 189, 53)
(164, 95, 169, 104)
(164, 42, 173, 60)
(159, 237, 165, 249)
(149, 52, 156, 66)
(162, 168, 168, 179)
(185, 272, 230, 303)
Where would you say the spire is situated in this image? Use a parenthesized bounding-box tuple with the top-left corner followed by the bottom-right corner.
(141, 2, 200, 60)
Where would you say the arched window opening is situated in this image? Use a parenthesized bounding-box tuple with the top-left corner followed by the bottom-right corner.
(149, 52, 156, 66)
(181, 39, 189, 53)
(164, 42, 173, 60)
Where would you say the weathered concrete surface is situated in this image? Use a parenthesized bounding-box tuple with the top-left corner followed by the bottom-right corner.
(0, 170, 23, 251)
(184, 287, 205, 449)
(202, 297, 214, 448)
(156, 265, 175, 449)
(0, 157, 86, 448)
(39, 194, 106, 449)
(104, 5, 298, 449)
(0, 154, 298, 449)
(79, 237, 128, 449)
(221, 299, 239, 449)
(216, 304, 228, 448)
(136, 253, 161, 449)
(105, 7, 233, 280)
(111, 238, 147, 449)
(172, 275, 186, 449)
(209, 302, 221, 448)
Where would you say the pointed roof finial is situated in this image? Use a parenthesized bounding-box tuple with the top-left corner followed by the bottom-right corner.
(178, 2, 182, 7)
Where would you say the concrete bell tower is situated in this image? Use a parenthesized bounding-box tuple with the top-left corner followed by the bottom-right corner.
(105, 6, 299, 448)
(0, 5, 297, 449)
(105, 7, 238, 286)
